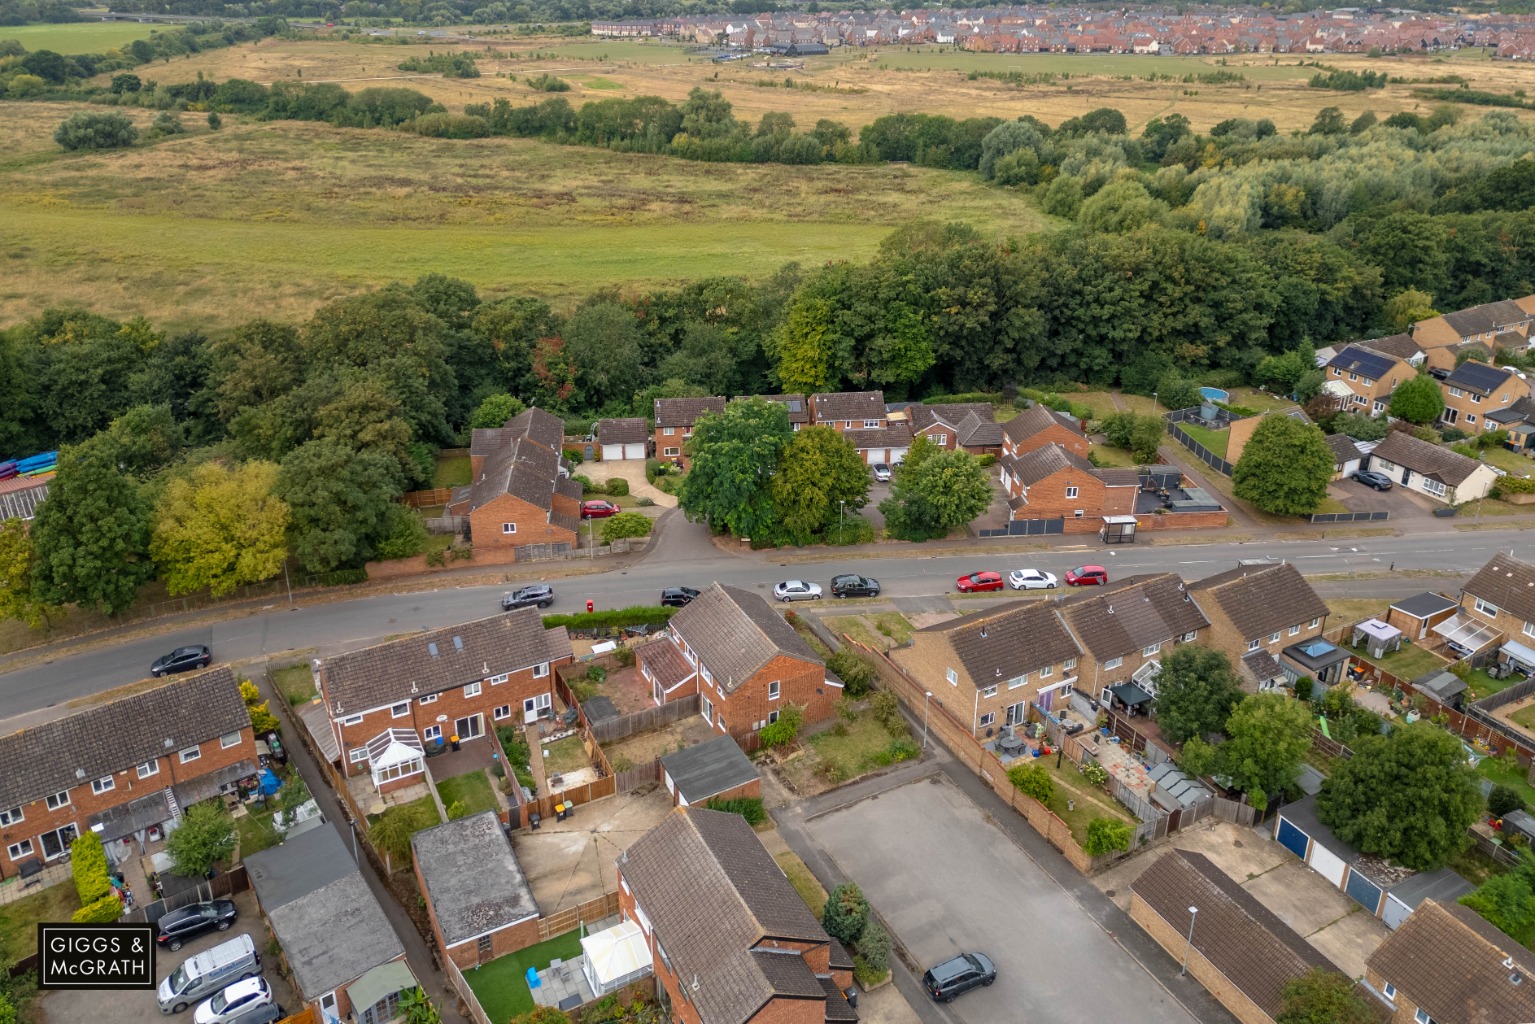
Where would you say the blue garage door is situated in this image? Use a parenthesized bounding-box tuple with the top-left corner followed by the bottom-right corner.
(1345, 869, 1383, 914)
(1276, 817, 1309, 859)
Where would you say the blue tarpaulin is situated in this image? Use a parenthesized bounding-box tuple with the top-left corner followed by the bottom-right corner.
(257, 769, 281, 796)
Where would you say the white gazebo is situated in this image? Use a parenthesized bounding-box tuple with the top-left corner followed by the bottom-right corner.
(1350, 618, 1404, 660)
(364, 729, 425, 789)
(580, 920, 653, 997)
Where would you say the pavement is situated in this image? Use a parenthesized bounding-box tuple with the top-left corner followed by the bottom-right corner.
(512, 784, 672, 914)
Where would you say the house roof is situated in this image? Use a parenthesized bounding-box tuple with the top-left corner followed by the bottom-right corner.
(1371, 430, 1484, 487)
(670, 585, 820, 693)
(321, 610, 572, 717)
(1061, 574, 1210, 660)
(810, 390, 886, 424)
(738, 394, 808, 424)
(267, 873, 405, 1000)
(465, 436, 562, 513)
(1239, 650, 1283, 692)
(1390, 592, 1458, 619)
(1446, 360, 1518, 397)
(469, 407, 565, 459)
(1464, 554, 1535, 625)
(1360, 333, 1421, 361)
(915, 599, 1082, 684)
(1326, 345, 1397, 381)
(654, 397, 727, 428)
(1324, 433, 1362, 465)
(908, 403, 1003, 446)
(1002, 403, 1084, 444)
(1441, 299, 1532, 339)
(1131, 850, 1335, 1018)
(244, 822, 357, 910)
(596, 417, 649, 445)
(844, 423, 913, 450)
(1367, 899, 1535, 1024)
(660, 735, 759, 804)
(0, 668, 250, 811)
(638, 635, 696, 691)
(412, 812, 538, 947)
(619, 808, 831, 1024)
(1004, 444, 1096, 488)
(1188, 562, 1329, 643)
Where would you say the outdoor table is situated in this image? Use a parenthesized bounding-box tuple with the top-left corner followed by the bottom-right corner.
(998, 735, 1025, 756)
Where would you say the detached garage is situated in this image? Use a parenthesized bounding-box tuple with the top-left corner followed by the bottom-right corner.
(659, 735, 760, 808)
(595, 417, 649, 461)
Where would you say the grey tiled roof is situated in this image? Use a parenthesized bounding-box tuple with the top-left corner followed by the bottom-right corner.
(844, 423, 912, 450)
(1359, 333, 1421, 361)
(810, 391, 886, 424)
(1368, 899, 1535, 1024)
(320, 610, 572, 717)
(739, 394, 808, 424)
(1371, 431, 1483, 487)
(0, 668, 250, 811)
(1001, 403, 1084, 444)
(465, 437, 562, 513)
(1188, 563, 1328, 643)
(1061, 574, 1209, 660)
(1389, 592, 1458, 619)
(503, 407, 566, 452)
(1464, 554, 1535, 625)
(660, 735, 759, 804)
(916, 600, 1081, 685)
(1324, 433, 1362, 465)
(1442, 299, 1532, 339)
(1239, 651, 1283, 693)
(412, 812, 538, 946)
(596, 417, 649, 445)
(671, 585, 820, 693)
(638, 636, 696, 691)
(908, 403, 1001, 447)
(655, 397, 726, 428)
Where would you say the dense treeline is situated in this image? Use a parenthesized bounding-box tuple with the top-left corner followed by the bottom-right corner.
(0, 18, 284, 92)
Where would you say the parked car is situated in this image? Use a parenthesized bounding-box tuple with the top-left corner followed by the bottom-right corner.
(501, 585, 554, 610)
(581, 500, 621, 518)
(831, 574, 881, 598)
(1351, 470, 1394, 491)
(158, 934, 261, 1013)
(660, 587, 700, 607)
(156, 900, 239, 952)
(223, 1004, 284, 1024)
(1065, 565, 1109, 587)
(1008, 569, 1058, 590)
(956, 571, 1005, 593)
(150, 645, 212, 677)
(194, 977, 274, 1024)
(872, 463, 892, 482)
(922, 953, 996, 1003)
(773, 580, 823, 602)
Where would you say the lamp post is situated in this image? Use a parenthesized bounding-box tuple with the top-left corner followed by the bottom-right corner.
(922, 691, 933, 751)
(1179, 906, 1198, 977)
(1152, 390, 1158, 412)
(839, 499, 846, 538)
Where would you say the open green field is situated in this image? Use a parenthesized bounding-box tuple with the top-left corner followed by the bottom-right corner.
(0, 21, 161, 53)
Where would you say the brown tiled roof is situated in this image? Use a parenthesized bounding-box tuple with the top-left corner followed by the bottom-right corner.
(638, 637, 697, 691)
(596, 417, 649, 445)
(1005, 444, 1095, 488)
(1094, 467, 1144, 487)
(955, 411, 1004, 447)
(1464, 554, 1535, 625)
(844, 423, 912, 450)
(1188, 563, 1328, 644)
(827, 939, 853, 971)
(1371, 431, 1484, 487)
(1442, 299, 1532, 339)
(619, 809, 832, 1024)
(470, 427, 511, 459)
(0, 668, 251, 810)
(465, 437, 562, 513)
(1359, 333, 1422, 361)
(1324, 433, 1362, 465)
(1240, 650, 1283, 693)
(821, 978, 858, 1022)
(503, 407, 566, 452)
(554, 477, 583, 502)
(908, 403, 1000, 447)
(1131, 850, 1335, 1018)
(1001, 403, 1084, 444)
(749, 949, 823, 997)
(916, 600, 1081, 685)
(670, 585, 820, 694)
(1367, 899, 1535, 1024)
(810, 391, 886, 424)
(1061, 574, 1209, 660)
(738, 394, 809, 424)
(654, 397, 726, 428)
(320, 610, 572, 717)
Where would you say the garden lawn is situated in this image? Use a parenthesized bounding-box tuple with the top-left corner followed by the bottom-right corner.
(1088, 444, 1138, 468)
(1025, 756, 1135, 845)
(234, 805, 282, 858)
(1177, 421, 1229, 459)
(463, 928, 584, 1023)
(1478, 755, 1535, 812)
(775, 850, 828, 917)
(432, 454, 471, 488)
(1353, 642, 1450, 682)
(1510, 703, 1535, 734)
(1466, 667, 1517, 700)
(271, 664, 316, 706)
(808, 716, 910, 781)
(436, 770, 499, 818)
(1476, 445, 1535, 477)
(0, 881, 80, 958)
(541, 735, 590, 777)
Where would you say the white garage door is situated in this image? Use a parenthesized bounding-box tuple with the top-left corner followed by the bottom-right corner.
(1308, 843, 1347, 887)
(864, 449, 886, 466)
(601, 444, 625, 462)
(624, 443, 646, 460)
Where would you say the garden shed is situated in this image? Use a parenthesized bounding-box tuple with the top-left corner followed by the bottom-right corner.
(1387, 592, 1459, 641)
(660, 735, 760, 808)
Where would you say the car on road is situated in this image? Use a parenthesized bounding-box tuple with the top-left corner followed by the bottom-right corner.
(1351, 470, 1394, 491)
(157, 900, 238, 952)
(150, 645, 212, 677)
(922, 952, 996, 1003)
(773, 580, 823, 602)
(194, 977, 274, 1024)
(872, 463, 892, 482)
(581, 500, 621, 518)
(1008, 569, 1058, 590)
(957, 571, 1005, 593)
(831, 574, 881, 598)
(1065, 565, 1109, 587)
(502, 585, 554, 610)
(660, 587, 700, 607)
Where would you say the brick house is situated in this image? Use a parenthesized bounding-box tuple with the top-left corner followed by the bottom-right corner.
(659, 735, 760, 808)
(468, 407, 566, 478)
(0, 668, 257, 881)
(999, 443, 1138, 527)
(1130, 850, 1337, 1024)
(1455, 554, 1535, 668)
(901, 403, 1004, 455)
(844, 422, 913, 466)
(1187, 562, 1330, 693)
(735, 393, 809, 431)
(635, 583, 839, 740)
(1000, 403, 1090, 460)
(1366, 430, 1498, 504)
(1058, 574, 1211, 713)
(1412, 296, 1535, 352)
(314, 610, 573, 793)
(596, 417, 650, 461)
(450, 433, 581, 553)
(1359, 332, 1425, 368)
(617, 807, 857, 1024)
(1438, 360, 1532, 434)
(1364, 898, 1535, 1024)
(894, 600, 1083, 737)
(413, 811, 540, 969)
(654, 397, 727, 465)
(1323, 345, 1414, 415)
(808, 390, 887, 432)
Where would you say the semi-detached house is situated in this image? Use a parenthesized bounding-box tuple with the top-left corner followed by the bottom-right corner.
(1323, 344, 1414, 415)
(1000, 403, 1090, 460)
(1438, 360, 1531, 434)
(1058, 574, 1211, 715)
(1187, 563, 1332, 692)
(1455, 553, 1535, 671)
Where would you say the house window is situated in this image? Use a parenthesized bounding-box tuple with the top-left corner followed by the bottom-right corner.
(1465, 414, 1477, 425)
(494, 705, 512, 721)
(1382, 983, 1396, 1001)
(1348, 372, 1358, 382)
(1524, 621, 1535, 639)
(1309, 617, 1321, 629)
(1450, 387, 1464, 398)
(1104, 657, 1123, 671)
(477, 936, 493, 958)
(844, 420, 853, 428)
(1009, 674, 1028, 690)
(1289, 624, 1301, 636)
(502, 523, 517, 535)
(1005, 702, 1028, 726)
(1269, 632, 1281, 643)
(1372, 401, 1385, 415)
(863, 419, 881, 428)
(946, 668, 958, 686)
(45, 791, 69, 811)
(7, 840, 33, 861)
(768, 709, 780, 725)
(0, 807, 24, 827)
(701, 698, 713, 724)
(701, 665, 713, 685)
(663, 447, 681, 457)
(179, 745, 201, 764)
(349, 747, 368, 764)
(92, 777, 114, 795)
(933, 434, 948, 445)
(342, 715, 363, 726)
(533, 662, 550, 679)
(1471, 394, 1483, 404)
(1065, 486, 1079, 499)
(1064, 658, 1077, 671)
(488, 673, 509, 686)
(464, 682, 482, 698)
(1423, 478, 1447, 498)
(1142, 643, 1161, 658)
(420, 694, 437, 705)
(1414, 1011, 1437, 1024)
(978, 713, 995, 728)
(220, 731, 241, 749)
(1331, 367, 1341, 376)
(980, 685, 998, 698)
(424, 725, 442, 742)
(391, 702, 410, 718)
(1247, 638, 1260, 652)
(1040, 665, 1053, 679)
(136, 760, 159, 780)
(1180, 631, 1197, 643)
(1475, 597, 1500, 618)
(664, 427, 674, 436)
(768, 681, 780, 701)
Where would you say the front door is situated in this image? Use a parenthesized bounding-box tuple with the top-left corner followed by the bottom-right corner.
(522, 694, 551, 724)
(454, 714, 484, 740)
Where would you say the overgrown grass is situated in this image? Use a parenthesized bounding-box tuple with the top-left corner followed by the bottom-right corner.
(1478, 755, 1535, 811)
(1350, 641, 1450, 682)
(1025, 755, 1136, 845)
(234, 805, 283, 858)
(807, 716, 909, 780)
(775, 850, 828, 918)
(271, 664, 317, 706)
(0, 881, 80, 958)
(436, 770, 500, 817)
(541, 735, 589, 778)
(462, 927, 585, 1022)
(1449, 842, 1510, 887)
(432, 454, 471, 488)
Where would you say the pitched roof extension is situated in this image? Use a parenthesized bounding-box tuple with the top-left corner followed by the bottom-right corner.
(660, 735, 759, 805)
(670, 584, 821, 693)
(654, 397, 727, 428)
(1001, 403, 1084, 444)
(1367, 899, 1535, 1024)
(596, 417, 650, 445)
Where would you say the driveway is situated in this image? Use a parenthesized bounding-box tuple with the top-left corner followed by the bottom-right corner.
(806, 775, 1197, 1024)
(1331, 476, 1434, 520)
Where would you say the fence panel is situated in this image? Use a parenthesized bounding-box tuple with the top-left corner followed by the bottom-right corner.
(536, 892, 622, 941)
(978, 518, 1065, 539)
(402, 488, 454, 509)
(590, 695, 702, 745)
(122, 865, 249, 925)
(1164, 408, 1238, 476)
(616, 759, 661, 792)
(1309, 511, 1390, 524)
(446, 958, 494, 1024)
(1213, 797, 1257, 828)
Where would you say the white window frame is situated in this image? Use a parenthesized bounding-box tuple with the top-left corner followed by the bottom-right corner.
(946, 668, 958, 686)
(1039, 665, 1053, 679)
(701, 697, 713, 724)
(1414, 1010, 1434, 1024)
(92, 777, 114, 796)
(7, 840, 33, 861)
(701, 665, 713, 685)
(493, 705, 512, 721)
(663, 427, 674, 436)
(1422, 478, 1447, 498)
(1449, 386, 1464, 398)
(533, 662, 550, 679)
(179, 745, 201, 764)
(1382, 982, 1396, 1001)
(0, 807, 22, 827)
(768, 680, 780, 701)
(1247, 638, 1260, 652)
(423, 725, 442, 742)
(391, 702, 411, 718)
(768, 709, 780, 725)
(1475, 597, 1500, 617)
(137, 760, 160, 780)
(863, 419, 881, 429)
(1525, 620, 1535, 639)
(45, 791, 70, 811)
(663, 447, 681, 457)
(488, 673, 509, 686)
(1465, 413, 1477, 425)
(1180, 631, 1197, 643)
(342, 714, 363, 726)
(1064, 657, 1077, 671)
(349, 747, 368, 764)
(1289, 624, 1301, 636)
(980, 685, 998, 699)
(502, 522, 517, 535)
(1471, 393, 1483, 404)
(1142, 642, 1161, 658)
(1269, 632, 1281, 643)
(1308, 617, 1321, 629)
(220, 731, 241, 749)
(1065, 486, 1079, 499)
(1008, 673, 1028, 690)
(978, 712, 995, 728)
(1104, 657, 1123, 671)
(464, 681, 482, 698)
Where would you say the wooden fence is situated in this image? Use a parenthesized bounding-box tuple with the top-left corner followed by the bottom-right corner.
(1353, 661, 1535, 765)
(591, 695, 701, 745)
(121, 865, 250, 925)
(446, 957, 494, 1024)
(537, 891, 622, 942)
(402, 488, 455, 508)
(615, 758, 662, 792)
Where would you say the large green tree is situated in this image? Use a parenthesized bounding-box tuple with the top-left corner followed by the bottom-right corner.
(879, 436, 992, 541)
(1150, 646, 1242, 744)
(1317, 724, 1480, 870)
(677, 399, 792, 540)
(0, 518, 59, 628)
(768, 296, 845, 395)
(1461, 852, 1535, 939)
(276, 439, 403, 573)
(1214, 693, 1314, 810)
(1276, 969, 1378, 1024)
(1233, 415, 1334, 516)
(151, 461, 290, 597)
(1388, 373, 1447, 425)
(769, 427, 871, 545)
(164, 802, 237, 878)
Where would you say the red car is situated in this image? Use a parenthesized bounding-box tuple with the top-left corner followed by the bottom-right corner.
(1065, 565, 1109, 586)
(581, 500, 620, 519)
(957, 571, 1005, 593)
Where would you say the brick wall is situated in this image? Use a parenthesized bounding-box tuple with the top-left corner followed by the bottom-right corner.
(655, 427, 689, 464)
(746, 997, 827, 1024)
(1128, 893, 1276, 1024)
(1008, 466, 1135, 523)
(469, 494, 576, 551)
(1135, 510, 1230, 531)
(618, 878, 705, 1024)
(1005, 423, 1090, 460)
(915, 423, 957, 450)
(679, 778, 762, 808)
(1363, 968, 1418, 1024)
(443, 916, 543, 970)
(709, 655, 836, 740)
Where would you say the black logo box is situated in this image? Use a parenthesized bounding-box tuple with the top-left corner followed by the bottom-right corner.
(37, 923, 156, 990)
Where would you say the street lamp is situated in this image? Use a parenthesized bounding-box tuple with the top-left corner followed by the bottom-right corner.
(1152, 390, 1158, 412)
(922, 691, 933, 751)
(839, 499, 846, 538)
(1179, 906, 1198, 977)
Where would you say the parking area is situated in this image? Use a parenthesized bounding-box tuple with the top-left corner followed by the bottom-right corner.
(36, 890, 294, 1024)
(511, 786, 672, 913)
(806, 774, 1198, 1024)
(1331, 476, 1435, 520)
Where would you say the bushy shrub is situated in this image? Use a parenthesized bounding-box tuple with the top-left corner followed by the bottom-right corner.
(1078, 760, 1109, 787)
(855, 918, 891, 978)
(55, 111, 138, 150)
(869, 690, 904, 733)
(1490, 784, 1526, 818)
(405, 112, 491, 138)
(542, 605, 674, 629)
(71, 831, 111, 906)
(72, 892, 124, 924)
(759, 703, 805, 748)
(601, 512, 652, 544)
(1008, 762, 1055, 803)
(605, 477, 629, 496)
(704, 797, 766, 826)
(826, 649, 875, 697)
(887, 736, 919, 762)
(1084, 817, 1134, 856)
(822, 882, 869, 944)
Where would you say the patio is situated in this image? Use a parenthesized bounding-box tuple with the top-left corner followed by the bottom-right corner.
(1082, 734, 1154, 801)
(528, 914, 624, 1011)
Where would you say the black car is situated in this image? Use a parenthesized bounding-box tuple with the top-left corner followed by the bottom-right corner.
(922, 952, 996, 1003)
(1351, 470, 1394, 491)
(502, 585, 554, 611)
(830, 574, 881, 598)
(156, 900, 238, 951)
(660, 587, 700, 608)
(151, 645, 212, 677)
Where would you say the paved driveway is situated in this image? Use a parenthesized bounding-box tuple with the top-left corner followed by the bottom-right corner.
(1331, 476, 1434, 520)
(806, 775, 1197, 1024)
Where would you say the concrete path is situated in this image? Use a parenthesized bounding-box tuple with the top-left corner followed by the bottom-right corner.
(587, 460, 676, 507)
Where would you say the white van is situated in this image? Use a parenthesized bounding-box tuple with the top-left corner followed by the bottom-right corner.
(157, 934, 261, 1014)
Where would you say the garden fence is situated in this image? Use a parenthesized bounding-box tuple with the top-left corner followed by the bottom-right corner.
(1309, 511, 1390, 523)
(1164, 408, 1236, 476)
(445, 957, 494, 1024)
(120, 865, 249, 926)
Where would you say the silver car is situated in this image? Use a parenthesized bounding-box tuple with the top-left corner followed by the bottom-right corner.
(773, 580, 823, 602)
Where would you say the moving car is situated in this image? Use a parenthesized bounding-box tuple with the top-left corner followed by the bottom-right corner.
(502, 585, 554, 610)
(1351, 470, 1394, 491)
(581, 500, 621, 518)
(831, 574, 881, 598)
(151, 645, 212, 678)
(872, 463, 892, 482)
(773, 580, 822, 602)
(1065, 565, 1109, 587)
(194, 977, 274, 1024)
(956, 571, 1005, 593)
(922, 952, 996, 1003)
(1008, 569, 1058, 590)
(156, 900, 238, 952)
(660, 587, 700, 607)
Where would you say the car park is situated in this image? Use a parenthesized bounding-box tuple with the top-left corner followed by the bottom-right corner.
(660, 587, 700, 607)
(581, 500, 621, 518)
(151, 645, 212, 677)
(1351, 470, 1394, 491)
(872, 463, 892, 482)
(773, 580, 823, 602)
(1008, 569, 1058, 590)
(1065, 565, 1109, 587)
(956, 571, 1005, 593)
(193, 977, 273, 1024)
(830, 574, 880, 598)
(156, 900, 238, 952)
(502, 585, 554, 610)
(922, 952, 996, 1003)
(158, 935, 261, 1014)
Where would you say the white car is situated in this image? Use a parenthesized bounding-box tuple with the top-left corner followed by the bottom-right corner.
(873, 463, 892, 482)
(773, 580, 823, 602)
(195, 977, 274, 1024)
(1008, 569, 1058, 590)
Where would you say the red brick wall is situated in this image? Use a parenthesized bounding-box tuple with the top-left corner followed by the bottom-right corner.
(469, 494, 576, 551)
(1007, 423, 1090, 460)
(1008, 466, 1135, 523)
(1136, 510, 1230, 531)
(444, 916, 542, 970)
(619, 877, 705, 1024)
(678, 778, 762, 808)
(916, 424, 957, 450)
(745, 998, 826, 1024)
(1129, 894, 1276, 1024)
(710, 655, 836, 740)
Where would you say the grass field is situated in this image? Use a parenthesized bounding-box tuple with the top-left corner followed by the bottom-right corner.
(1353, 641, 1449, 681)
(271, 664, 317, 705)
(0, 21, 161, 53)
(775, 849, 828, 917)
(0, 880, 79, 958)
(1178, 421, 1229, 459)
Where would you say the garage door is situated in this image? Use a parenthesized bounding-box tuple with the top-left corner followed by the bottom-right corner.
(1381, 894, 1413, 930)
(624, 443, 646, 460)
(865, 449, 886, 466)
(1275, 816, 1309, 860)
(602, 444, 625, 461)
(1309, 843, 1347, 887)
(1344, 868, 1382, 914)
